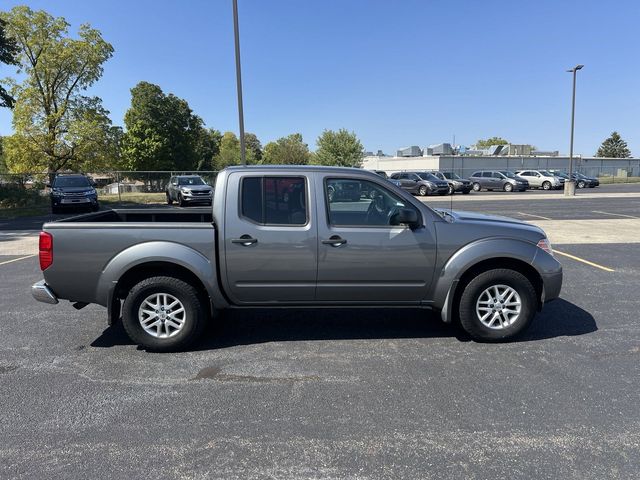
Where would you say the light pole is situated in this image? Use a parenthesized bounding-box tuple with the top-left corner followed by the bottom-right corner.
(232, 0, 246, 165)
(564, 64, 583, 196)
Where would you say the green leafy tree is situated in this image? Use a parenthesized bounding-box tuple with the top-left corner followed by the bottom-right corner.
(194, 128, 222, 170)
(475, 137, 508, 148)
(314, 129, 364, 167)
(212, 131, 260, 170)
(1, 6, 114, 174)
(596, 131, 631, 158)
(0, 17, 19, 108)
(121, 81, 204, 171)
(244, 132, 262, 162)
(262, 133, 310, 165)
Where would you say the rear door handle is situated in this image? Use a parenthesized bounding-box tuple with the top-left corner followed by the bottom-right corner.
(322, 235, 347, 247)
(231, 235, 258, 246)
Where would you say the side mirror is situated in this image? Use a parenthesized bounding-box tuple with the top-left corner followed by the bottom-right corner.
(391, 208, 419, 227)
(172, 181, 178, 186)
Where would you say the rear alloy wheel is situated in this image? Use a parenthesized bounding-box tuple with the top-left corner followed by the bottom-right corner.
(504, 183, 514, 192)
(122, 276, 207, 351)
(458, 268, 537, 341)
(418, 185, 428, 196)
(472, 182, 481, 192)
(542, 181, 552, 190)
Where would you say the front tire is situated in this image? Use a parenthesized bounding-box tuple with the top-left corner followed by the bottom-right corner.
(504, 183, 514, 192)
(418, 185, 428, 196)
(472, 182, 481, 192)
(458, 268, 537, 342)
(578, 181, 586, 189)
(448, 184, 454, 195)
(166, 193, 173, 205)
(179, 193, 187, 207)
(542, 181, 552, 190)
(122, 276, 207, 352)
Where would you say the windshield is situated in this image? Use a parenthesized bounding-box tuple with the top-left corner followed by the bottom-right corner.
(178, 177, 206, 186)
(443, 172, 461, 180)
(53, 176, 91, 188)
(499, 171, 517, 178)
(417, 172, 439, 181)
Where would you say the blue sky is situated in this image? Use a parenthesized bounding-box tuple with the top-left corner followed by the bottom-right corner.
(1, 0, 638, 156)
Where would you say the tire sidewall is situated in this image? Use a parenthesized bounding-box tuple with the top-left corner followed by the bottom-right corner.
(472, 182, 481, 192)
(504, 183, 513, 192)
(419, 185, 428, 196)
(542, 181, 551, 190)
(122, 277, 205, 351)
(458, 269, 536, 341)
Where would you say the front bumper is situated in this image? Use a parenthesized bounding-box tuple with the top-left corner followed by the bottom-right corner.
(454, 183, 472, 192)
(32, 280, 59, 304)
(542, 270, 563, 303)
(181, 193, 213, 202)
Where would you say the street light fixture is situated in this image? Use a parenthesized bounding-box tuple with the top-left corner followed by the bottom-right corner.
(564, 64, 583, 196)
(232, 0, 246, 165)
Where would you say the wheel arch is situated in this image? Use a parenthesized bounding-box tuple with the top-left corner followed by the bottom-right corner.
(434, 238, 544, 323)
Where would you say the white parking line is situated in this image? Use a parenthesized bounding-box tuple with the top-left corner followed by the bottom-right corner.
(0, 254, 37, 266)
(517, 212, 552, 221)
(592, 210, 640, 219)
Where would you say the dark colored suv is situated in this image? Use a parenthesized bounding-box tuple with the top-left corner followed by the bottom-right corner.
(48, 174, 99, 214)
(469, 170, 529, 192)
(390, 172, 449, 196)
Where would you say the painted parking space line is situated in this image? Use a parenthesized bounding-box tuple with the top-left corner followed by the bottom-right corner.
(0, 254, 37, 266)
(554, 249, 615, 272)
(592, 210, 640, 219)
(517, 212, 552, 221)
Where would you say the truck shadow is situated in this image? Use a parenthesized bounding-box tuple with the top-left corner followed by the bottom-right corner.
(91, 298, 596, 350)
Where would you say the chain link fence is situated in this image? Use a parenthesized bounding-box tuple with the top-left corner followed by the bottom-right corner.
(1, 166, 639, 215)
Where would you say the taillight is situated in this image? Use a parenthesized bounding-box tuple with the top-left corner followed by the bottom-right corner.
(536, 238, 553, 256)
(39, 232, 53, 270)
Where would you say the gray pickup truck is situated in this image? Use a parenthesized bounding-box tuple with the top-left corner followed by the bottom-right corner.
(32, 166, 562, 351)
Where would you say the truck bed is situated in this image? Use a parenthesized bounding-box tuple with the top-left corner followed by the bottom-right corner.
(42, 207, 216, 305)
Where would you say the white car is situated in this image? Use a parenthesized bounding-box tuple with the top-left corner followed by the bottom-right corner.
(515, 170, 562, 190)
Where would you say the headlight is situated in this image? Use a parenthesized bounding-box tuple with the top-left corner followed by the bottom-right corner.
(426, 182, 435, 188)
(51, 189, 63, 196)
(84, 189, 96, 196)
(180, 188, 191, 194)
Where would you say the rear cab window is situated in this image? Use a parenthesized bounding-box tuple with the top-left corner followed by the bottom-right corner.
(241, 176, 307, 226)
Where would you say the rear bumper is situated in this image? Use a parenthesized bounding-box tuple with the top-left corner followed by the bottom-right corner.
(32, 280, 59, 305)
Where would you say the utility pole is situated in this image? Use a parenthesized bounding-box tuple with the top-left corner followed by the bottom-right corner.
(232, 0, 246, 165)
(564, 64, 583, 196)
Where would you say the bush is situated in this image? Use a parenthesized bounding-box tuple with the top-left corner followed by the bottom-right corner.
(0, 185, 48, 209)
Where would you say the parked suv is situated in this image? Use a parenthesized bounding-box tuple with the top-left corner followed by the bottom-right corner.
(390, 172, 449, 196)
(166, 175, 213, 207)
(469, 171, 529, 192)
(429, 171, 472, 194)
(48, 174, 99, 214)
(515, 170, 562, 190)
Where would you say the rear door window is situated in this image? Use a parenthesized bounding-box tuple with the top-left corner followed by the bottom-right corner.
(241, 176, 307, 225)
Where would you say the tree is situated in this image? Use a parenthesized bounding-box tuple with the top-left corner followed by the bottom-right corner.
(194, 128, 222, 170)
(262, 133, 310, 165)
(475, 137, 508, 148)
(212, 131, 260, 170)
(244, 132, 262, 162)
(314, 129, 364, 167)
(596, 131, 631, 158)
(121, 81, 204, 171)
(1, 6, 114, 174)
(0, 17, 19, 108)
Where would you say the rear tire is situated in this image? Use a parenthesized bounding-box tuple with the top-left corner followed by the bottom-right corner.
(472, 182, 481, 192)
(122, 276, 207, 352)
(458, 268, 537, 342)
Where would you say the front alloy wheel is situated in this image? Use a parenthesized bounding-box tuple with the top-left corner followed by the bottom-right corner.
(504, 183, 514, 192)
(472, 182, 481, 192)
(475, 285, 522, 330)
(138, 293, 186, 338)
(418, 185, 428, 196)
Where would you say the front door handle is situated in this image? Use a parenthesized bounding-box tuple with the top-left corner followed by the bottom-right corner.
(231, 234, 258, 246)
(322, 235, 347, 247)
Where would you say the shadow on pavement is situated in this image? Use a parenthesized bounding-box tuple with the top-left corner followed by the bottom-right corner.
(91, 298, 596, 350)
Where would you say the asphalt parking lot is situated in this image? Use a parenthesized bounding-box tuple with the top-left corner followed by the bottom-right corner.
(1, 183, 639, 479)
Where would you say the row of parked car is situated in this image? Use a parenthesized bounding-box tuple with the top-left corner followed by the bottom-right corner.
(372, 169, 600, 196)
